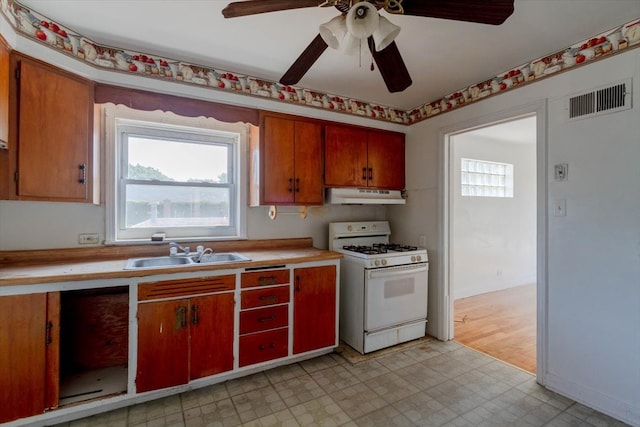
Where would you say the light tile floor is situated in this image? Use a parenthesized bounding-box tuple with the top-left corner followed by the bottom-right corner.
(52, 340, 630, 427)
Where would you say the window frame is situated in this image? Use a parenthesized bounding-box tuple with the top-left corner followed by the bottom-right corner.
(103, 104, 248, 244)
(460, 157, 514, 198)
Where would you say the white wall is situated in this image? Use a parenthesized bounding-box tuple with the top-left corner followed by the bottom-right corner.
(0, 201, 387, 250)
(451, 131, 536, 299)
(389, 48, 640, 425)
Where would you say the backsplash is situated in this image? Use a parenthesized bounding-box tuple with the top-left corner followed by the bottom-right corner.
(1, 0, 639, 125)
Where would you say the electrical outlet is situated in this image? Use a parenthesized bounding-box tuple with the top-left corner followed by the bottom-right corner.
(79, 233, 100, 244)
(419, 235, 426, 247)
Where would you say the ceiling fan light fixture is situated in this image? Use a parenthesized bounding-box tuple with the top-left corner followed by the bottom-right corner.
(372, 15, 400, 51)
(345, 2, 379, 39)
(319, 14, 347, 50)
(339, 32, 362, 56)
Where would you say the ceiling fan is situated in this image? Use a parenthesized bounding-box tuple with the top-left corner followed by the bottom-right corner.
(222, 0, 514, 93)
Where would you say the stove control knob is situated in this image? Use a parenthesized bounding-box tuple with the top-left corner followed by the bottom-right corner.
(417, 255, 422, 262)
(347, 225, 353, 231)
(381, 259, 387, 266)
(374, 260, 380, 267)
(411, 256, 416, 262)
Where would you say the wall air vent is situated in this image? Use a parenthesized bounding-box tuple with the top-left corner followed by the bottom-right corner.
(567, 79, 631, 120)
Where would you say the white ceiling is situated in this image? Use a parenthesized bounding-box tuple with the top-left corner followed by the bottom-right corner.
(18, 0, 640, 111)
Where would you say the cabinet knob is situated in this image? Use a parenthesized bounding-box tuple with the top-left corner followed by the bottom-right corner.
(259, 344, 265, 351)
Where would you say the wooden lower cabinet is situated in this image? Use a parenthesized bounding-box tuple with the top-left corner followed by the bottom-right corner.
(190, 293, 234, 379)
(239, 328, 289, 367)
(293, 265, 337, 354)
(136, 292, 234, 392)
(0, 292, 60, 424)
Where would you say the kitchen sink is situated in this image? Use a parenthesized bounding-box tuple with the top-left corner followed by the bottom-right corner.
(124, 252, 251, 270)
(125, 256, 196, 269)
(197, 252, 251, 263)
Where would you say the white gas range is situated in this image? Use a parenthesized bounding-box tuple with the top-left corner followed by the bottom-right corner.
(329, 221, 429, 354)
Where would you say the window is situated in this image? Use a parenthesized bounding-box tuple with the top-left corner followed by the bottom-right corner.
(104, 105, 247, 243)
(461, 158, 513, 198)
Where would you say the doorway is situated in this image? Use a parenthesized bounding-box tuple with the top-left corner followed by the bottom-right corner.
(449, 115, 537, 373)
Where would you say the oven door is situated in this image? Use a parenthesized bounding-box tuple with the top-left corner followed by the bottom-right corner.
(364, 263, 428, 332)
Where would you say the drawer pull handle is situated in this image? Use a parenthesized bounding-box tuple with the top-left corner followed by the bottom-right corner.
(78, 163, 87, 184)
(258, 294, 277, 302)
(45, 321, 53, 345)
(191, 304, 199, 325)
(259, 344, 265, 351)
(258, 276, 277, 286)
(270, 342, 276, 349)
(175, 306, 187, 329)
(362, 167, 367, 180)
(258, 315, 276, 323)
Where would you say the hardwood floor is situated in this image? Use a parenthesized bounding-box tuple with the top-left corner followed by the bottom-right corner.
(454, 283, 536, 374)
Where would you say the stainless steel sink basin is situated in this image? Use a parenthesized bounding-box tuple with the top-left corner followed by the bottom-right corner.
(125, 256, 196, 269)
(124, 252, 251, 269)
(196, 252, 251, 264)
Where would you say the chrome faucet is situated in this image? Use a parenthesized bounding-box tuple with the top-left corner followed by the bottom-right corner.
(169, 241, 190, 256)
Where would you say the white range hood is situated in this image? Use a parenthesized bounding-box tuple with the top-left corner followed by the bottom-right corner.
(326, 188, 406, 205)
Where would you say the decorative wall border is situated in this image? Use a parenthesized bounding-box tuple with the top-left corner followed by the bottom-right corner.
(1, 0, 639, 125)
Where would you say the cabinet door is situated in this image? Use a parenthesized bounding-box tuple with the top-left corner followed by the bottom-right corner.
(0, 36, 9, 148)
(293, 120, 323, 204)
(366, 131, 405, 190)
(293, 265, 337, 354)
(190, 293, 234, 380)
(324, 125, 368, 188)
(16, 56, 93, 201)
(262, 116, 295, 204)
(137, 299, 189, 392)
(0, 292, 59, 423)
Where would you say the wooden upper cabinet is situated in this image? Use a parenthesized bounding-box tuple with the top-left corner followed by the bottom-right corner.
(367, 130, 405, 190)
(251, 113, 323, 206)
(262, 115, 295, 204)
(324, 125, 368, 188)
(10, 54, 94, 202)
(324, 124, 405, 190)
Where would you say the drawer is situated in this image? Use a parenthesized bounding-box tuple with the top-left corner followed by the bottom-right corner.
(239, 328, 288, 367)
(240, 305, 288, 335)
(241, 269, 290, 289)
(241, 286, 290, 309)
(139, 275, 235, 301)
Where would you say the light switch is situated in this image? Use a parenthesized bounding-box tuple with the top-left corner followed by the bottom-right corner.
(553, 199, 567, 217)
(554, 163, 568, 181)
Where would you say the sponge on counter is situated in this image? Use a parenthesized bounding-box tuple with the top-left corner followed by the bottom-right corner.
(151, 233, 166, 242)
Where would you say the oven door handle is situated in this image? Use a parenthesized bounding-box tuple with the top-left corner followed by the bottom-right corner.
(367, 264, 428, 279)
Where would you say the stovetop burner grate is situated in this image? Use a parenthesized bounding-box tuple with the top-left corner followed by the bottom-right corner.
(342, 243, 419, 255)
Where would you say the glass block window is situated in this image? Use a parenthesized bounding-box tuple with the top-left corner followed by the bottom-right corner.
(461, 158, 514, 198)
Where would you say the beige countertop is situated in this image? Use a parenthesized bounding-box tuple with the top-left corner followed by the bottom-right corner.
(0, 239, 342, 286)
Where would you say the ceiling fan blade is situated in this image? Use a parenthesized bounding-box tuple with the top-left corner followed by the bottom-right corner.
(398, 0, 514, 25)
(222, 0, 320, 18)
(367, 37, 412, 93)
(280, 34, 328, 85)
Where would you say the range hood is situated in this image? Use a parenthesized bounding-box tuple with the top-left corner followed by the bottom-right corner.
(327, 188, 406, 205)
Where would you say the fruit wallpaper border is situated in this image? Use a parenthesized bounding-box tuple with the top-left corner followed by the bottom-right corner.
(1, 0, 639, 125)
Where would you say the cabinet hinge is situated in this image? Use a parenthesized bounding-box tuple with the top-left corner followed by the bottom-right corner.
(13, 171, 18, 183)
